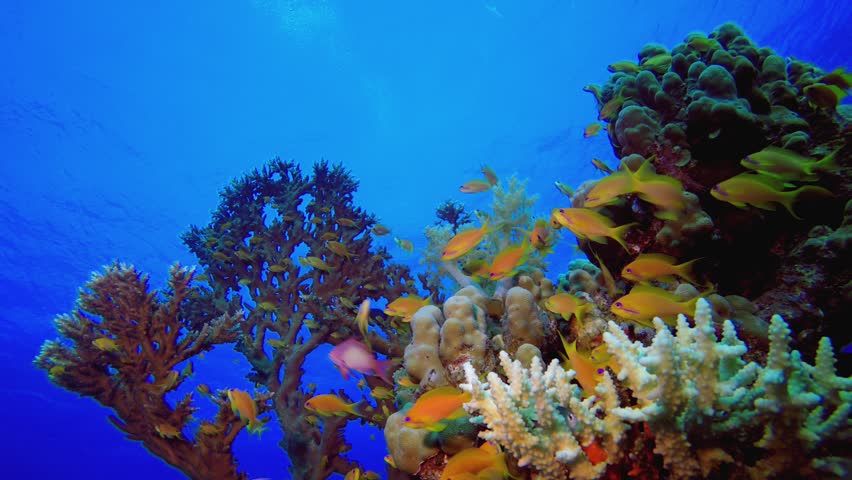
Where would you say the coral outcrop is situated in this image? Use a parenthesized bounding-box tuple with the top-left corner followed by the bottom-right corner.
(34, 264, 254, 480)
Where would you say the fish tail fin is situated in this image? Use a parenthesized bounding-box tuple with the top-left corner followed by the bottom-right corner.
(247, 418, 269, 437)
(610, 223, 637, 252)
(812, 147, 842, 174)
(575, 303, 591, 326)
(675, 257, 704, 286)
(375, 359, 397, 385)
(782, 186, 834, 219)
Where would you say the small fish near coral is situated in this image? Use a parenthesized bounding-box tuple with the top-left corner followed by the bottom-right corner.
(328, 338, 395, 384)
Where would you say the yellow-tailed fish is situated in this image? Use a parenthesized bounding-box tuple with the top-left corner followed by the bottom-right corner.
(371, 224, 391, 236)
(404, 386, 471, 432)
(304, 393, 360, 417)
(610, 284, 703, 327)
(684, 32, 720, 52)
(384, 295, 431, 322)
(550, 208, 635, 252)
(320, 232, 338, 241)
(598, 93, 626, 120)
(440, 442, 509, 480)
(327, 241, 357, 259)
(338, 296, 356, 309)
(181, 361, 194, 378)
(558, 332, 606, 397)
(154, 423, 183, 439)
(299, 256, 335, 272)
(384, 454, 398, 469)
(356, 299, 371, 341)
(238, 278, 252, 286)
(92, 337, 120, 352)
(554, 181, 574, 197)
(741, 146, 840, 182)
(258, 301, 277, 312)
(310, 217, 323, 225)
(481, 165, 499, 186)
(584, 123, 603, 138)
(543, 292, 591, 324)
(803, 83, 847, 109)
(235, 250, 254, 261)
(487, 239, 530, 280)
(528, 218, 555, 255)
(621, 253, 703, 285)
(397, 376, 417, 388)
(337, 218, 358, 227)
(198, 422, 224, 435)
(622, 157, 687, 219)
(268, 264, 287, 273)
(49, 365, 65, 376)
(607, 61, 641, 74)
(370, 386, 394, 401)
(196, 384, 212, 396)
(305, 414, 320, 426)
(591, 158, 613, 174)
(641, 53, 672, 74)
(441, 221, 490, 260)
(583, 172, 634, 208)
(267, 338, 288, 349)
(194, 273, 209, 282)
(227, 389, 267, 434)
(460, 179, 492, 193)
(710, 172, 833, 219)
(394, 237, 414, 253)
(363, 471, 380, 480)
(461, 258, 491, 279)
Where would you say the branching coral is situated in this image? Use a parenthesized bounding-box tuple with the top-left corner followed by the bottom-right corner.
(181, 159, 420, 479)
(34, 263, 252, 480)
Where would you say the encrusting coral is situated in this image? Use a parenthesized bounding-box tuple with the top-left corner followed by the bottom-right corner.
(34, 263, 258, 480)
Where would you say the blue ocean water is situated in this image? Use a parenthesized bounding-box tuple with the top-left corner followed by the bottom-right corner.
(1, 1, 850, 479)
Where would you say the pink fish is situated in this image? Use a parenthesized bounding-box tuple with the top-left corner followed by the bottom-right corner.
(328, 338, 395, 384)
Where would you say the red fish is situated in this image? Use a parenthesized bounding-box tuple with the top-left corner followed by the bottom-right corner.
(328, 338, 394, 384)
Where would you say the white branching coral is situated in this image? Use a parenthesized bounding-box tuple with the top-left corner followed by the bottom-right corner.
(460, 351, 626, 480)
(603, 298, 852, 479)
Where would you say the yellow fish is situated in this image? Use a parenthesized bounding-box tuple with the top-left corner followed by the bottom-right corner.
(640, 53, 672, 74)
(684, 32, 720, 52)
(487, 240, 529, 280)
(803, 82, 847, 109)
(583, 171, 633, 208)
(298, 256, 335, 272)
(394, 237, 414, 253)
(267, 339, 288, 349)
(151, 370, 180, 393)
(818, 67, 852, 90)
(558, 332, 608, 397)
(440, 442, 509, 480)
(384, 295, 431, 322)
(48, 365, 65, 376)
(344, 468, 361, 480)
(550, 208, 635, 252)
(196, 384, 212, 396)
(584, 123, 603, 138)
(370, 386, 395, 401)
(371, 224, 391, 236)
(543, 293, 591, 324)
(621, 253, 703, 285)
(305, 415, 320, 426)
(92, 337, 120, 352)
(154, 423, 184, 439)
(238, 278, 251, 286)
(235, 249, 254, 261)
(461, 258, 491, 279)
(404, 386, 471, 432)
(623, 158, 686, 219)
(598, 93, 626, 120)
(710, 172, 833, 220)
(327, 241, 357, 259)
(384, 454, 398, 469)
(610, 284, 702, 327)
(527, 218, 555, 255)
(336, 218, 358, 227)
(607, 61, 641, 74)
(554, 181, 574, 197)
(258, 301, 278, 312)
(741, 146, 840, 182)
(198, 422, 224, 435)
(591, 158, 613, 174)
(304, 394, 360, 417)
(460, 180, 492, 193)
(481, 165, 499, 186)
(356, 299, 371, 341)
(397, 376, 417, 388)
(227, 389, 267, 435)
(320, 232, 339, 241)
(441, 221, 490, 260)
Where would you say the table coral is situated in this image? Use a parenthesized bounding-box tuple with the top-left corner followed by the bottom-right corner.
(34, 263, 252, 480)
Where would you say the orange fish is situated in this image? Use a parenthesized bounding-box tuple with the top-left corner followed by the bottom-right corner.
(440, 442, 509, 480)
(610, 284, 703, 327)
(481, 165, 499, 186)
(394, 237, 414, 253)
(371, 224, 391, 236)
(559, 332, 607, 397)
(591, 158, 613, 174)
(741, 146, 840, 182)
(550, 208, 635, 252)
(543, 293, 591, 324)
(328, 338, 395, 383)
(227, 389, 267, 435)
(384, 295, 431, 322)
(621, 253, 702, 285)
(527, 219, 555, 255)
(441, 222, 490, 260)
(304, 393, 360, 417)
(623, 157, 686, 219)
(584, 123, 603, 138)
(460, 180, 492, 193)
(404, 386, 471, 432)
(488, 240, 530, 280)
(711, 172, 833, 220)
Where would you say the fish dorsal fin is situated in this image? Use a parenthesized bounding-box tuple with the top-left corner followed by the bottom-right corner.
(419, 386, 463, 401)
(628, 284, 679, 299)
(636, 252, 677, 264)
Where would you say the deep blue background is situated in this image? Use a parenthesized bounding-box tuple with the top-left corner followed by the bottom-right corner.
(1, 1, 849, 479)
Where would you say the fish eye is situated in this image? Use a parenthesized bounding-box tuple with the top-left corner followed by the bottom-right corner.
(404, 416, 411, 422)
(626, 268, 632, 273)
(615, 302, 622, 307)
(559, 208, 565, 213)
(597, 368, 605, 374)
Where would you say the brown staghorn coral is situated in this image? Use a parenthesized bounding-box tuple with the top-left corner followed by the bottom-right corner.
(34, 263, 254, 480)
(181, 159, 420, 480)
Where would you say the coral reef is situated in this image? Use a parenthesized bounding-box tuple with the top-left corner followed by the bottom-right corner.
(34, 264, 256, 480)
(462, 299, 851, 479)
(180, 159, 420, 479)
